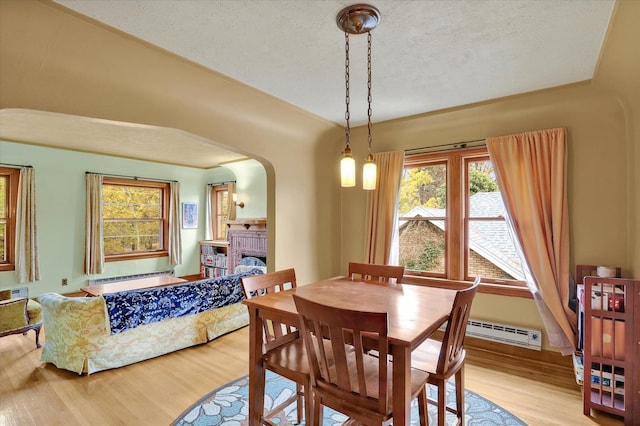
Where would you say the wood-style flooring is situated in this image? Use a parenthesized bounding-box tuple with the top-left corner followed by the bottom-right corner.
(0, 326, 623, 425)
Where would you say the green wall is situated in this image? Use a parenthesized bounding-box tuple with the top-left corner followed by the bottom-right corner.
(0, 141, 266, 297)
(223, 160, 267, 220)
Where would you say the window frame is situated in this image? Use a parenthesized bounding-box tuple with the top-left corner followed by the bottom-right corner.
(400, 147, 531, 298)
(0, 167, 19, 271)
(398, 159, 448, 277)
(211, 184, 230, 241)
(102, 177, 170, 262)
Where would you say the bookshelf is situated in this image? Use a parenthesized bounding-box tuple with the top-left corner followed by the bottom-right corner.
(582, 276, 639, 425)
(199, 240, 228, 278)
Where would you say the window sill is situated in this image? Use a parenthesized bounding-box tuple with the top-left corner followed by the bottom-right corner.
(478, 282, 533, 299)
(0, 264, 15, 272)
(105, 251, 168, 262)
(402, 275, 533, 299)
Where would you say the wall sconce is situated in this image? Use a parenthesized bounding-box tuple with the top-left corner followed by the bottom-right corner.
(232, 193, 245, 208)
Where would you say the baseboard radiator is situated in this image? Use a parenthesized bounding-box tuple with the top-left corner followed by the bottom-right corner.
(10, 286, 29, 299)
(465, 319, 542, 351)
(87, 270, 175, 286)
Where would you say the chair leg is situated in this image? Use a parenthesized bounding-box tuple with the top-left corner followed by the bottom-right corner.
(303, 381, 314, 426)
(455, 367, 465, 425)
(34, 324, 42, 348)
(312, 393, 323, 426)
(295, 383, 303, 424)
(417, 386, 429, 426)
(437, 378, 446, 426)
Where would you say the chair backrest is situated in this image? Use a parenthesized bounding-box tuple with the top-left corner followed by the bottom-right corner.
(436, 276, 480, 374)
(241, 268, 298, 352)
(293, 294, 390, 416)
(0, 298, 29, 331)
(348, 262, 404, 283)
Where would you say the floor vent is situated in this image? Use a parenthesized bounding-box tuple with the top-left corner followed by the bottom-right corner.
(466, 319, 542, 351)
(88, 270, 174, 286)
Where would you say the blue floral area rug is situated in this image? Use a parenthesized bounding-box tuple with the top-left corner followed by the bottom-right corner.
(172, 371, 527, 426)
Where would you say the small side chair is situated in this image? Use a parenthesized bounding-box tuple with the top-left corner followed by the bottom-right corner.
(241, 268, 312, 425)
(0, 289, 43, 348)
(294, 294, 429, 426)
(411, 276, 480, 426)
(348, 261, 405, 283)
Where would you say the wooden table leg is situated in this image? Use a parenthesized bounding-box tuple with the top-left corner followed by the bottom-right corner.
(247, 306, 265, 426)
(392, 343, 411, 425)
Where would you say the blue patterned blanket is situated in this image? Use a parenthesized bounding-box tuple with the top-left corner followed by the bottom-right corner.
(104, 269, 263, 335)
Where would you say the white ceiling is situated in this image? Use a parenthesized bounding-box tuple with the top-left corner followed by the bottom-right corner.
(3, 1, 616, 169)
(54, 0, 615, 126)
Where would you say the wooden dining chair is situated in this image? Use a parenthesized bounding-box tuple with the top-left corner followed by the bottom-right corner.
(241, 268, 312, 425)
(411, 276, 481, 426)
(293, 294, 429, 426)
(348, 261, 405, 283)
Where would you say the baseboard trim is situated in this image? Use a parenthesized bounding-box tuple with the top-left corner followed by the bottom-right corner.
(426, 329, 568, 365)
(464, 334, 568, 365)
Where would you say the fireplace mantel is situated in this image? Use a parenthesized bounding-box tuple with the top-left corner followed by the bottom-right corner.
(226, 218, 266, 231)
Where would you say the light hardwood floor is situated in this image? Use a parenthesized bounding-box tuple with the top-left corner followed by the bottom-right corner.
(0, 326, 623, 426)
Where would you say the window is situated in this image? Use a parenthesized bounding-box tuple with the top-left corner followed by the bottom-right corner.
(0, 167, 19, 271)
(397, 147, 526, 288)
(211, 185, 230, 240)
(102, 178, 169, 260)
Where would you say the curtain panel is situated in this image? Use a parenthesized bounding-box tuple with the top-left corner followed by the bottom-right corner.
(364, 151, 405, 265)
(487, 128, 575, 354)
(168, 181, 182, 265)
(15, 167, 40, 283)
(85, 173, 104, 275)
(205, 185, 214, 241)
(228, 182, 237, 221)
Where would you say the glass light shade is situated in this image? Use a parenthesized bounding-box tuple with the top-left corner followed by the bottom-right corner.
(363, 160, 376, 190)
(341, 154, 356, 187)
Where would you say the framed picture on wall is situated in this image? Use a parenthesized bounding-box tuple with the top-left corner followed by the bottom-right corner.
(182, 202, 198, 229)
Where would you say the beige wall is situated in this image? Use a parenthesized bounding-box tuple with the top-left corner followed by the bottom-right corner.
(591, 0, 640, 275)
(339, 2, 639, 350)
(0, 0, 637, 351)
(341, 84, 630, 349)
(0, 0, 343, 286)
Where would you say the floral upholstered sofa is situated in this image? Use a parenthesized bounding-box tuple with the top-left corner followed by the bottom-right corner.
(38, 269, 262, 375)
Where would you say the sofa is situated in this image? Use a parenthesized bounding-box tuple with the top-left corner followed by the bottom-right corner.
(233, 255, 268, 275)
(38, 269, 262, 375)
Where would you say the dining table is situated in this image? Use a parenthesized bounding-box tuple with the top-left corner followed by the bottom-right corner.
(242, 275, 458, 426)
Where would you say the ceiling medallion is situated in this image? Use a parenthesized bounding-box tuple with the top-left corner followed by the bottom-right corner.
(336, 4, 381, 34)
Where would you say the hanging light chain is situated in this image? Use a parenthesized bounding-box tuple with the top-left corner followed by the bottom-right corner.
(336, 3, 379, 190)
(344, 32, 351, 150)
(366, 31, 373, 156)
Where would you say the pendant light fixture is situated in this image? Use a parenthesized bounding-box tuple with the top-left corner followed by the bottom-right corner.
(337, 4, 380, 190)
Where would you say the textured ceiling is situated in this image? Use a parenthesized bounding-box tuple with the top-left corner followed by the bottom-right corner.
(1, 1, 616, 168)
(53, 0, 615, 125)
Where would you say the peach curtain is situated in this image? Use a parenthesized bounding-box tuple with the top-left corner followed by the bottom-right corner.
(487, 128, 576, 354)
(85, 173, 104, 275)
(168, 181, 182, 265)
(228, 182, 237, 221)
(364, 151, 405, 265)
(204, 184, 214, 240)
(15, 167, 40, 282)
